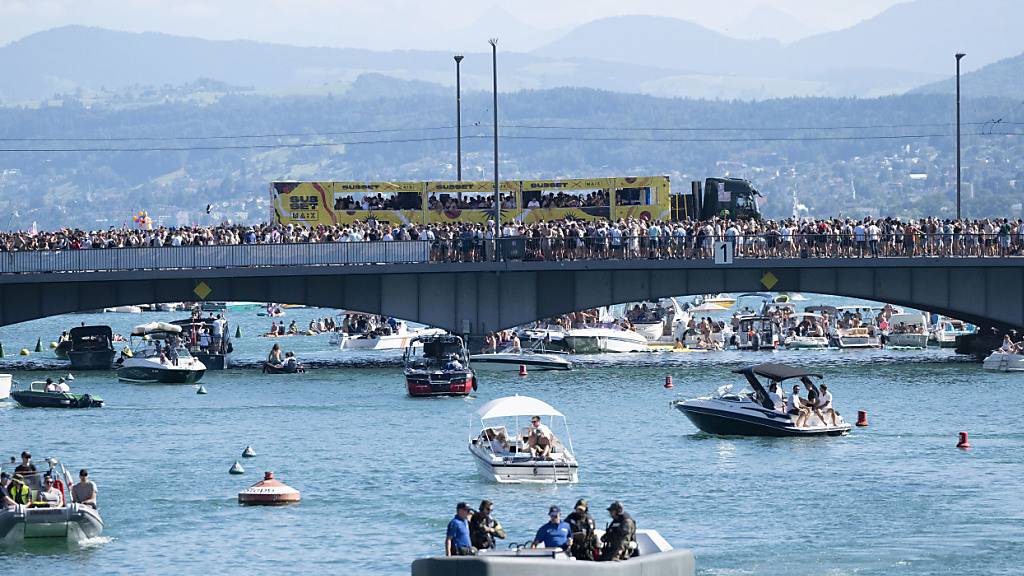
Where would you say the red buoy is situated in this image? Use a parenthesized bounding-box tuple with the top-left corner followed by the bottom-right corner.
(664, 375, 674, 389)
(856, 410, 869, 427)
(957, 431, 970, 449)
(238, 471, 301, 505)
(519, 364, 528, 377)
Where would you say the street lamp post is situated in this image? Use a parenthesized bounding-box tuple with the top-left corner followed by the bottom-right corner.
(955, 52, 965, 219)
(454, 55, 464, 181)
(489, 38, 500, 244)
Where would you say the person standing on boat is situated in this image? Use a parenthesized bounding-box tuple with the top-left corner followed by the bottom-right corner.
(469, 499, 505, 551)
(566, 499, 597, 561)
(532, 506, 572, 551)
(600, 501, 636, 561)
(14, 451, 39, 492)
(445, 502, 475, 556)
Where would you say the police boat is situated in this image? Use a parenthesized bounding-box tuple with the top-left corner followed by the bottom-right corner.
(672, 363, 851, 437)
(469, 395, 578, 483)
(0, 458, 103, 543)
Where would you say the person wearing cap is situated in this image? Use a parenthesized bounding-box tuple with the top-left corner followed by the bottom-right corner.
(599, 501, 637, 561)
(6, 474, 31, 506)
(72, 469, 98, 509)
(445, 502, 475, 556)
(469, 499, 505, 551)
(14, 451, 39, 492)
(566, 499, 597, 561)
(531, 505, 572, 551)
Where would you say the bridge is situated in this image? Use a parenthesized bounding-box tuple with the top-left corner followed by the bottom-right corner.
(1, 241, 1023, 333)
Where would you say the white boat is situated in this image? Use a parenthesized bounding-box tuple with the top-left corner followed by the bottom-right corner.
(564, 325, 648, 353)
(103, 305, 142, 314)
(733, 315, 781, 350)
(672, 363, 851, 437)
(886, 312, 929, 349)
(697, 293, 736, 308)
(516, 325, 568, 348)
(0, 457, 103, 542)
(930, 318, 975, 348)
(783, 313, 829, 349)
(470, 345, 572, 371)
(117, 322, 206, 383)
(0, 374, 10, 400)
(983, 351, 1024, 372)
(331, 325, 446, 350)
(831, 327, 881, 349)
(469, 395, 578, 484)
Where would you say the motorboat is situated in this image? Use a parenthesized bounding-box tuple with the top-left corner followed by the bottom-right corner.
(516, 324, 568, 350)
(695, 293, 736, 308)
(623, 298, 690, 343)
(10, 380, 103, 408)
(983, 351, 1024, 372)
(404, 334, 476, 397)
(930, 317, 975, 348)
(0, 374, 11, 400)
(0, 457, 104, 542)
(170, 317, 233, 370)
(831, 326, 881, 349)
(783, 313, 830, 349)
(117, 322, 206, 384)
(672, 363, 851, 437)
(65, 325, 116, 369)
(469, 395, 578, 483)
(103, 305, 142, 313)
(732, 315, 781, 351)
(470, 343, 572, 371)
(331, 314, 445, 350)
(886, 312, 929, 349)
(564, 325, 648, 353)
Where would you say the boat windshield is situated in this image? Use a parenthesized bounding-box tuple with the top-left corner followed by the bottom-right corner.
(406, 337, 467, 370)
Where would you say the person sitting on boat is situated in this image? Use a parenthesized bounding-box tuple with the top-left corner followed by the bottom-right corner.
(268, 321, 278, 337)
(532, 506, 572, 551)
(267, 344, 283, 367)
(6, 474, 31, 507)
(1, 473, 18, 509)
(44, 377, 58, 392)
(796, 380, 824, 428)
(72, 469, 98, 509)
(767, 382, 785, 412)
(999, 335, 1019, 353)
(528, 416, 554, 460)
(817, 383, 838, 427)
(287, 320, 298, 335)
(469, 499, 506, 552)
(308, 320, 319, 334)
(444, 354, 464, 371)
(599, 501, 637, 561)
(786, 384, 806, 423)
(57, 377, 70, 393)
(34, 473, 62, 508)
(58, 331, 70, 343)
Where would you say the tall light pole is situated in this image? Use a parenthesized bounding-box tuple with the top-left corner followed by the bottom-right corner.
(955, 52, 965, 219)
(489, 39, 500, 237)
(454, 54, 464, 181)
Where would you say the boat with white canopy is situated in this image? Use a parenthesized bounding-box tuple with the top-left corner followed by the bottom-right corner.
(469, 395, 578, 484)
(117, 322, 206, 383)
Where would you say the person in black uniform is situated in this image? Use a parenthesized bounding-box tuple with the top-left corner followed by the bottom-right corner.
(599, 501, 637, 562)
(469, 499, 506, 551)
(565, 498, 597, 561)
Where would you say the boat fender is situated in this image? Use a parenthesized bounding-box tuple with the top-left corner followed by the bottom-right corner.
(472, 375, 479, 392)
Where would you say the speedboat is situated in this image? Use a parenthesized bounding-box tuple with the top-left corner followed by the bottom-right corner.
(672, 363, 851, 437)
(930, 317, 975, 348)
(331, 314, 445, 350)
(564, 324, 648, 353)
(0, 457, 103, 542)
(65, 325, 116, 369)
(696, 293, 736, 308)
(983, 351, 1024, 372)
(783, 313, 829, 349)
(103, 305, 142, 313)
(516, 324, 568, 350)
(831, 327, 881, 349)
(404, 334, 476, 397)
(170, 317, 233, 370)
(470, 344, 572, 371)
(469, 395, 578, 483)
(732, 315, 781, 350)
(11, 380, 103, 408)
(886, 312, 929, 349)
(117, 322, 206, 383)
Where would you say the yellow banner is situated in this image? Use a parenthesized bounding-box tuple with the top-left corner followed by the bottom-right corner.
(273, 182, 337, 226)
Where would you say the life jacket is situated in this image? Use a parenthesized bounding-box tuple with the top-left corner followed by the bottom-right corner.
(8, 482, 31, 505)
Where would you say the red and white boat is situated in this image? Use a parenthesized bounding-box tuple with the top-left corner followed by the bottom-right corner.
(403, 334, 476, 397)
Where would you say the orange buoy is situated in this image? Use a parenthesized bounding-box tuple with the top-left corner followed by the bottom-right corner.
(856, 410, 869, 427)
(238, 471, 301, 506)
(664, 375, 673, 389)
(956, 431, 970, 449)
(519, 364, 528, 377)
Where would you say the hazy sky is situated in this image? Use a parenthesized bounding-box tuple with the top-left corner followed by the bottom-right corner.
(0, 0, 907, 50)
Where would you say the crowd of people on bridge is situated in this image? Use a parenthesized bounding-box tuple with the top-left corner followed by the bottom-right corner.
(4, 215, 1024, 262)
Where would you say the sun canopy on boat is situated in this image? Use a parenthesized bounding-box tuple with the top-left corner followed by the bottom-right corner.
(131, 322, 182, 336)
(475, 395, 564, 420)
(734, 363, 823, 381)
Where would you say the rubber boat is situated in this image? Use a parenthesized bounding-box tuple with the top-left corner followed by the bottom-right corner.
(469, 395, 578, 483)
(564, 325, 648, 353)
(0, 458, 103, 542)
(983, 350, 1024, 372)
(404, 334, 477, 397)
(262, 360, 306, 374)
(470, 344, 572, 371)
(672, 363, 851, 437)
(885, 312, 929, 349)
(0, 374, 11, 400)
(11, 380, 103, 408)
(117, 322, 206, 383)
(65, 325, 116, 369)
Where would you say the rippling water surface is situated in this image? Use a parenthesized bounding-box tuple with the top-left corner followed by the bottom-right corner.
(1, 302, 1021, 575)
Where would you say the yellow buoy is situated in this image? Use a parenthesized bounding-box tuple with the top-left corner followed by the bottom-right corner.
(50, 341, 58, 349)
(19, 348, 30, 356)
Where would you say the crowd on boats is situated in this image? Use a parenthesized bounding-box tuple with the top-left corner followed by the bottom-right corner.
(445, 498, 637, 561)
(2, 451, 97, 510)
(6, 216, 1024, 262)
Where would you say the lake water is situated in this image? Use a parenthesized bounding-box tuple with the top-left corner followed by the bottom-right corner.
(1, 303, 1021, 575)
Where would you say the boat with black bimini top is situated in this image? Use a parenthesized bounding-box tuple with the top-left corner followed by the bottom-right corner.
(672, 363, 851, 437)
(404, 334, 477, 397)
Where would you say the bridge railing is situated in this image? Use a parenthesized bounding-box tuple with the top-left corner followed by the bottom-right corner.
(0, 233, 1020, 274)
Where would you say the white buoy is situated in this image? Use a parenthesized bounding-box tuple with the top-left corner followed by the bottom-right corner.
(66, 373, 75, 381)
(197, 385, 208, 395)
(229, 461, 245, 474)
(242, 446, 256, 458)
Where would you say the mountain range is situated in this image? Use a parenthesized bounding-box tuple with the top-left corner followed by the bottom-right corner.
(0, 0, 1022, 103)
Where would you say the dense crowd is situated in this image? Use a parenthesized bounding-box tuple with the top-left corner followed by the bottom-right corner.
(3, 216, 1024, 261)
